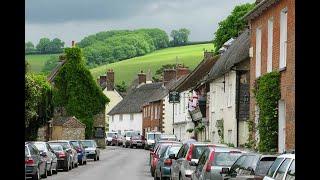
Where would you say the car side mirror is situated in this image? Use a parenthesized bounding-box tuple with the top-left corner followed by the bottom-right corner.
(169, 154, 176, 160)
(221, 167, 229, 174)
(189, 161, 198, 166)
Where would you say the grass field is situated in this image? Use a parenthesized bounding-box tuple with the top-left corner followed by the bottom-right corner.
(90, 43, 214, 85)
(25, 54, 60, 72)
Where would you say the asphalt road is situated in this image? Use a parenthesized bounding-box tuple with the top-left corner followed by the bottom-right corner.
(46, 146, 153, 180)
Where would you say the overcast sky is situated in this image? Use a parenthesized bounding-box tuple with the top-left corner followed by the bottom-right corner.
(26, 0, 254, 46)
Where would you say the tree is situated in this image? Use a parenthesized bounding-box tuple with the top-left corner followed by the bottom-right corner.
(152, 64, 176, 82)
(50, 38, 65, 53)
(115, 81, 127, 93)
(53, 47, 109, 138)
(25, 41, 36, 54)
(36, 38, 51, 54)
(170, 28, 191, 46)
(213, 3, 254, 54)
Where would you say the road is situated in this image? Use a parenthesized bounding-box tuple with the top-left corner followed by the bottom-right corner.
(46, 146, 152, 180)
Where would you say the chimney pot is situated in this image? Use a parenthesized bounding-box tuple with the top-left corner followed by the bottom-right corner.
(106, 69, 115, 91)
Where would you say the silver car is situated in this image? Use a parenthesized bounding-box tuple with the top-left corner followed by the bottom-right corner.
(191, 146, 243, 180)
(48, 140, 79, 168)
(170, 142, 213, 180)
(81, 140, 100, 161)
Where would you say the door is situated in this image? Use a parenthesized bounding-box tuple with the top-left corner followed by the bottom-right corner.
(172, 144, 187, 180)
(278, 100, 286, 153)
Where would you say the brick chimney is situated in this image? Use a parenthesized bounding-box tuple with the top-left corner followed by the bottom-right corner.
(72, 40, 75, 47)
(204, 50, 214, 60)
(163, 68, 177, 86)
(176, 64, 190, 79)
(99, 75, 107, 88)
(106, 69, 115, 91)
(138, 71, 146, 85)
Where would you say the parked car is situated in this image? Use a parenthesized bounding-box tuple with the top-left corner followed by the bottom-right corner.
(69, 140, 87, 165)
(156, 134, 178, 143)
(145, 131, 162, 150)
(115, 134, 124, 146)
(170, 142, 215, 180)
(190, 146, 243, 180)
(31, 141, 58, 176)
(129, 135, 146, 149)
(106, 132, 118, 146)
(49, 144, 73, 171)
(48, 140, 78, 168)
(150, 140, 181, 166)
(154, 143, 183, 180)
(81, 140, 100, 161)
(150, 141, 182, 177)
(263, 153, 295, 180)
(123, 130, 140, 148)
(223, 153, 278, 180)
(25, 142, 48, 179)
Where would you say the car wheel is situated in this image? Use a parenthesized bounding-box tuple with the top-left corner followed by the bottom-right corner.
(79, 159, 83, 165)
(47, 163, 53, 176)
(94, 155, 97, 161)
(179, 173, 182, 180)
(64, 161, 69, 172)
(84, 160, 87, 165)
(32, 167, 40, 180)
(97, 156, 100, 161)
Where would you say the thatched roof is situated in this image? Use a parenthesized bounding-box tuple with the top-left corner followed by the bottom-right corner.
(243, 0, 280, 21)
(108, 82, 166, 115)
(206, 29, 250, 81)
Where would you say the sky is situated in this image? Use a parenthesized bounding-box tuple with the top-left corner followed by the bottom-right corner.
(26, 0, 254, 46)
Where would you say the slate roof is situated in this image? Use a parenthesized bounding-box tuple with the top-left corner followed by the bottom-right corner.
(108, 82, 166, 115)
(243, 0, 280, 21)
(206, 29, 250, 81)
(175, 56, 219, 92)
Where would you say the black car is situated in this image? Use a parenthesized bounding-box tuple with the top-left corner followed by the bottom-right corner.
(25, 142, 48, 179)
(49, 143, 73, 171)
(223, 153, 277, 180)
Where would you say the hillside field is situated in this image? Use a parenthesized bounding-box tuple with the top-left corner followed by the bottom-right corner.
(90, 43, 214, 85)
(25, 54, 60, 72)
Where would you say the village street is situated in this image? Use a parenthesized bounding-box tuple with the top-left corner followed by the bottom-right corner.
(46, 146, 152, 180)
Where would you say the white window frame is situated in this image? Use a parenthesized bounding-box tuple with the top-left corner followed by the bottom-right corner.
(267, 17, 274, 72)
(154, 105, 158, 120)
(279, 7, 288, 69)
(227, 83, 232, 108)
(256, 27, 262, 77)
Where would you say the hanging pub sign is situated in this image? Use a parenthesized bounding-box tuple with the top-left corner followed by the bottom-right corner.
(169, 91, 180, 103)
(189, 107, 203, 122)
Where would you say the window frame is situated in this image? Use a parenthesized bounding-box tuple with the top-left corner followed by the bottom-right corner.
(119, 114, 123, 121)
(255, 27, 262, 78)
(279, 7, 288, 70)
(267, 17, 274, 72)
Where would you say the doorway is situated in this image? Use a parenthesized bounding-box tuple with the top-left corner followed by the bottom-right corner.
(278, 100, 286, 153)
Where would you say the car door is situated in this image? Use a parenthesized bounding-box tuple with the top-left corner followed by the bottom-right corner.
(284, 159, 294, 180)
(193, 149, 209, 180)
(172, 144, 186, 180)
(273, 158, 292, 180)
(225, 155, 247, 180)
(31, 144, 45, 174)
(47, 143, 57, 167)
(264, 157, 285, 180)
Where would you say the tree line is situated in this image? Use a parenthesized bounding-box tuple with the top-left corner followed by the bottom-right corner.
(25, 37, 65, 54)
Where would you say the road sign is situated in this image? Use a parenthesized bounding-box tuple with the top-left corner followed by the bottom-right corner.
(169, 91, 180, 103)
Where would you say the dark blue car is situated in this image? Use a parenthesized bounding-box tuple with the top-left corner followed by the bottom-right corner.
(69, 140, 87, 165)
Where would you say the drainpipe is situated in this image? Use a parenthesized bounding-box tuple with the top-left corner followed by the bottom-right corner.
(235, 71, 240, 147)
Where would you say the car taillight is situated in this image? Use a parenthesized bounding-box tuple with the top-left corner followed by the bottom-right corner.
(59, 152, 66, 158)
(186, 144, 194, 161)
(205, 152, 215, 172)
(164, 159, 172, 166)
(25, 158, 34, 165)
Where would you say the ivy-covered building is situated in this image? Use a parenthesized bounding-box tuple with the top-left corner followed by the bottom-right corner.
(244, 0, 295, 153)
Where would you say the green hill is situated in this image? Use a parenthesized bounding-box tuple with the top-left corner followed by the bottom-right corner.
(90, 43, 214, 85)
(25, 54, 60, 73)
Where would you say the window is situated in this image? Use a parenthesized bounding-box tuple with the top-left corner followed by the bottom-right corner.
(230, 155, 246, 174)
(151, 106, 154, 120)
(213, 152, 242, 166)
(267, 17, 274, 72)
(256, 27, 262, 77)
(196, 148, 210, 172)
(176, 145, 186, 158)
(111, 115, 114, 122)
(192, 145, 207, 159)
(154, 106, 158, 120)
(267, 158, 284, 177)
(274, 158, 291, 180)
(255, 156, 277, 176)
(130, 114, 134, 120)
(119, 114, 123, 121)
(285, 160, 295, 180)
(280, 8, 288, 69)
(239, 155, 258, 175)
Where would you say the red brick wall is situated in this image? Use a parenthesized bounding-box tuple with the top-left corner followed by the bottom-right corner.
(142, 101, 164, 136)
(249, 0, 295, 150)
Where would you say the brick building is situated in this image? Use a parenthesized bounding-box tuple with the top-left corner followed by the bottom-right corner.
(244, 0, 295, 152)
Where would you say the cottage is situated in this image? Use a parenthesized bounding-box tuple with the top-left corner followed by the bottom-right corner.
(244, 0, 295, 152)
(206, 29, 251, 147)
(51, 116, 86, 140)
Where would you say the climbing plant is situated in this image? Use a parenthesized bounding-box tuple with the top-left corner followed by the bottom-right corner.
(53, 47, 109, 138)
(194, 122, 205, 133)
(186, 128, 194, 133)
(215, 119, 224, 143)
(244, 119, 257, 150)
(253, 71, 280, 152)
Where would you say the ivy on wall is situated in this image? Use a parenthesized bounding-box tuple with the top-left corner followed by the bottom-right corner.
(253, 71, 280, 152)
(53, 47, 109, 138)
(215, 119, 224, 143)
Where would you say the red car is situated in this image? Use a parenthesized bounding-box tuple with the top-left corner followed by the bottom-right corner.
(129, 135, 145, 149)
(150, 141, 182, 177)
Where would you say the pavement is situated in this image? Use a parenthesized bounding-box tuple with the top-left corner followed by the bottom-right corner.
(46, 146, 153, 180)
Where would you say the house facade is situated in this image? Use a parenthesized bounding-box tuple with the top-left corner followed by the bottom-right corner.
(245, 0, 295, 152)
(207, 29, 250, 147)
(142, 100, 164, 136)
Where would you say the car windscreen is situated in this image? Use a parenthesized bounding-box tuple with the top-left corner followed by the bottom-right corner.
(50, 145, 63, 151)
(164, 146, 181, 158)
(34, 143, 46, 151)
(81, 141, 94, 147)
(213, 152, 242, 166)
(107, 133, 116, 137)
(255, 157, 277, 176)
(148, 134, 161, 140)
(70, 141, 80, 148)
(192, 146, 207, 159)
(49, 142, 71, 150)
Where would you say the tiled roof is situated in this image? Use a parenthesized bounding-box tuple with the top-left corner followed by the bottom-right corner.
(206, 29, 250, 81)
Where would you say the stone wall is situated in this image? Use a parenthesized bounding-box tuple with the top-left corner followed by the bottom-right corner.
(93, 110, 106, 148)
(62, 127, 85, 140)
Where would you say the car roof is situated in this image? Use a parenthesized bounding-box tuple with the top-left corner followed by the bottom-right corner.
(208, 146, 243, 152)
(48, 140, 69, 142)
(277, 153, 295, 159)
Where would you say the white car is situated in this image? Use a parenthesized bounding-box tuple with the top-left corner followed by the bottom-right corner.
(144, 131, 161, 150)
(263, 153, 295, 180)
(105, 132, 117, 146)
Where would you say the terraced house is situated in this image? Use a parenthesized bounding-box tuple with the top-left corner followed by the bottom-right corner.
(244, 0, 295, 152)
